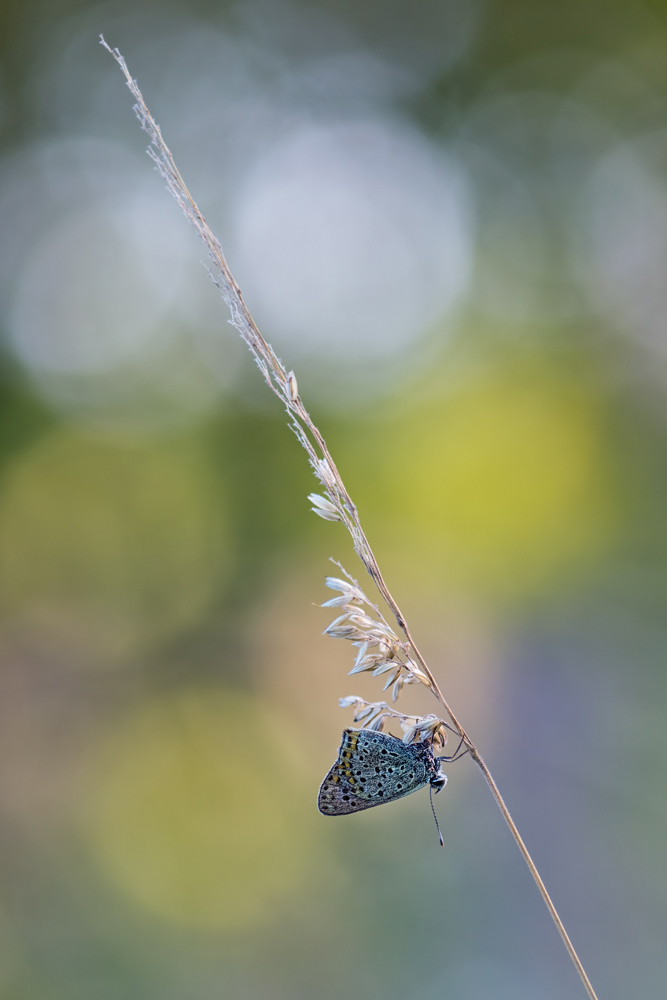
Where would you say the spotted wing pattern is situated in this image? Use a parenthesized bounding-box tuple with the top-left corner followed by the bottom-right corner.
(318, 728, 432, 815)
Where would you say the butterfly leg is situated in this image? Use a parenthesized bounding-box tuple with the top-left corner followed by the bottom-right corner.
(437, 734, 469, 763)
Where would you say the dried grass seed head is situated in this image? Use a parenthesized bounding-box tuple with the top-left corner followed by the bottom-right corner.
(391, 676, 404, 701)
(400, 714, 448, 746)
(309, 493, 341, 521)
(339, 697, 448, 747)
(371, 660, 402, 676)
(339, 695, 364, 710)
(404, 659, 431, 686)
(321, 576, 370, 610)
(348, 655, 393, 675)
(382, 666, 402, 691)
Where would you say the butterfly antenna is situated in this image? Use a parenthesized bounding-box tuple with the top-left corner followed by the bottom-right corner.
(429, 784, 444, 847)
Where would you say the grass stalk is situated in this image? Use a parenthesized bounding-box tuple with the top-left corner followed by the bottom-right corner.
(100, 36, 600, 1000)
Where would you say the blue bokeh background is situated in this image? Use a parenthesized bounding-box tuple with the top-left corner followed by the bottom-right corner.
(0, 1, 666, 996)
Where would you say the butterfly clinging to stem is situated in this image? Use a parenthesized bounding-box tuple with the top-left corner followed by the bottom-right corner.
(318, 727, 466, 844)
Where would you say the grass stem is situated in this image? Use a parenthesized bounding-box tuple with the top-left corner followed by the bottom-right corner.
(101, 36, 600, 1000)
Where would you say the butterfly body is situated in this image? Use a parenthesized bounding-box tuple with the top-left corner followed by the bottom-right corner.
(318, 728, 447, 816)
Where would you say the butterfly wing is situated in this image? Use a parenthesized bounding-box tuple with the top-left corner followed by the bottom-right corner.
(318, 728, 430, 815)
(318, 763, 372, 815)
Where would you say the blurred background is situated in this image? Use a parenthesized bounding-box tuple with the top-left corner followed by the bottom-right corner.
(0, 0, 665, 997)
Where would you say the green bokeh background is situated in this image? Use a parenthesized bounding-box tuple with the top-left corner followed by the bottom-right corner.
(0, 1, 666, 997)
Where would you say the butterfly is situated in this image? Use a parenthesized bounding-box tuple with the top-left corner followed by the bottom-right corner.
(318, 727, 450, 822)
